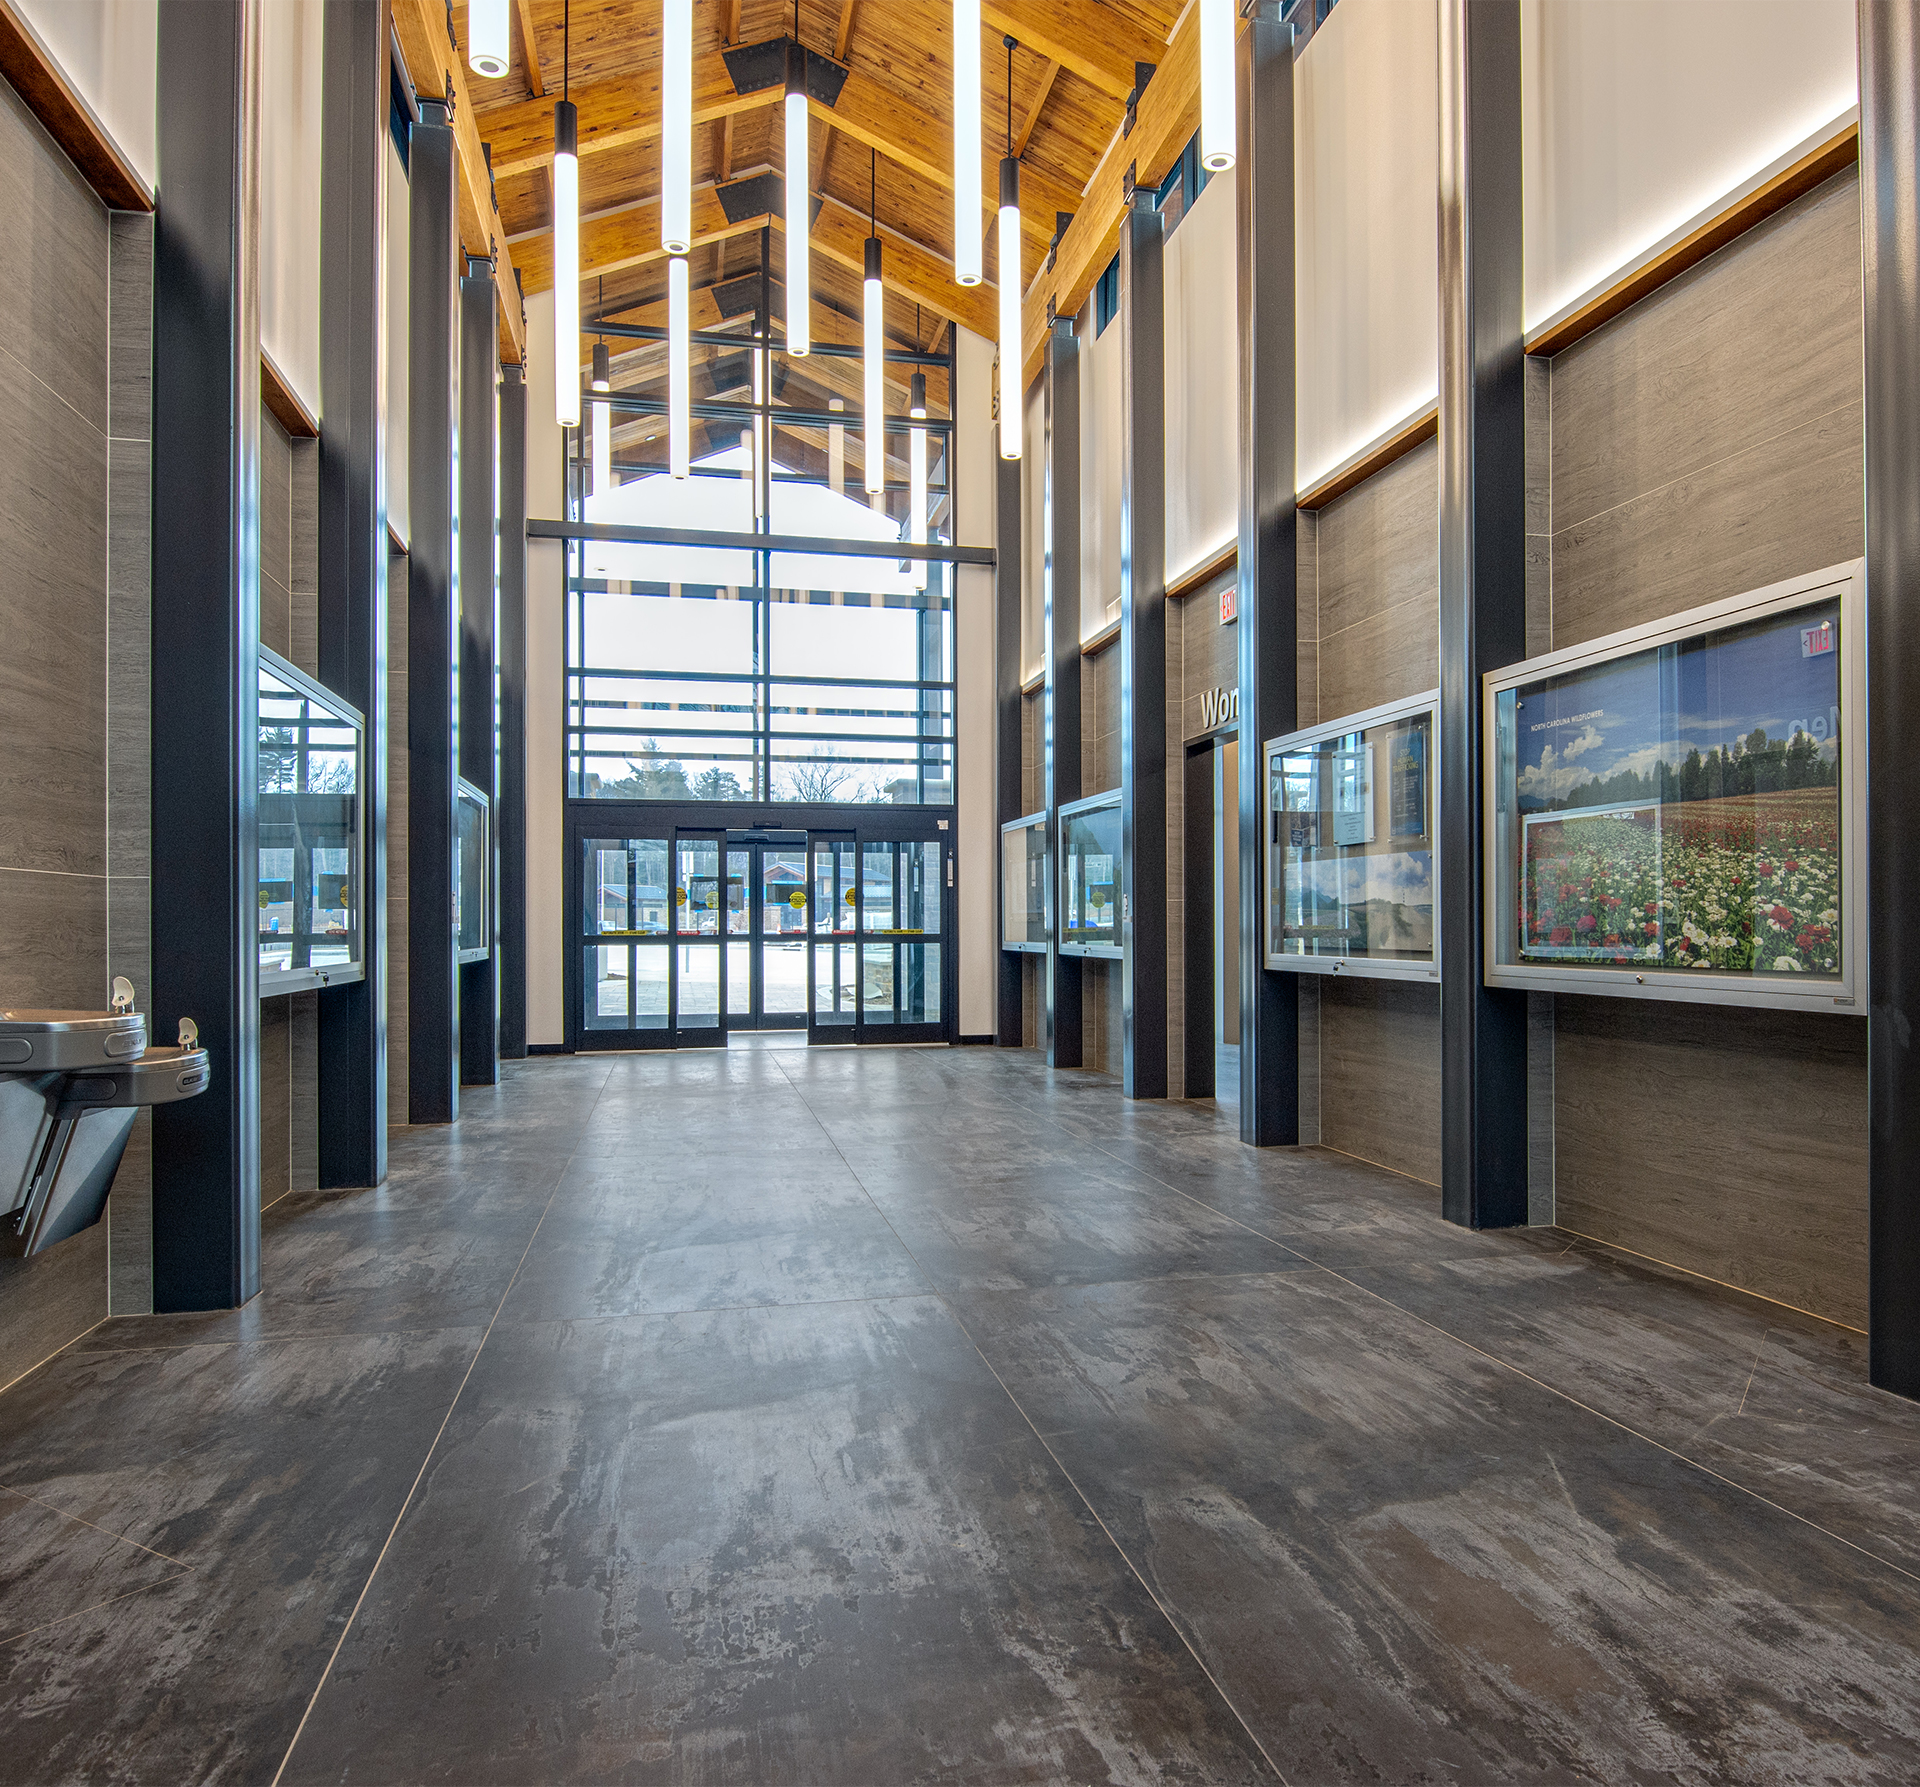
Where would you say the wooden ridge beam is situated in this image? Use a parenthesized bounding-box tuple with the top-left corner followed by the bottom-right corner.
(395, 0, 527, 363)
(1020, 1, 1212, 385)
(512, 0, 544, 98)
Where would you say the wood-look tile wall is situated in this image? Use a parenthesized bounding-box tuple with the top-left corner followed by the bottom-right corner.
(0, 80, 121, 1382)
(1543, 170, 1868, 1326)
(1081, 640, 1121, 795)
(1304, 443, 1443, 1180)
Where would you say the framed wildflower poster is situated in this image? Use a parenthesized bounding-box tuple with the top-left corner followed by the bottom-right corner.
(1485, 560, 1863, 1012)
(1263, 691, 1439, 980)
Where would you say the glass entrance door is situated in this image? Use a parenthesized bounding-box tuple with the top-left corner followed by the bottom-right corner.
(807, 833, 948, 1043)
(672, 830, 725, 1045)
(724, 836, 809, 1030)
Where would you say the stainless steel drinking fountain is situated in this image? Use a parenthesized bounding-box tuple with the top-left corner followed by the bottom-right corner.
(0, 980, 210, 1257)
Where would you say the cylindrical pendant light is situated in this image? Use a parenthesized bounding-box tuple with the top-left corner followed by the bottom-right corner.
(997, 157, 1021, 460)
(591, 339, 611, 496)
(785, 37, 811, 356)
(468, 0, 510, 78)
(952, 0, 982, 286)
(828, 396, 845, 494)
(1198, 0, 1236, 171)
(554, 98, 580, 428)
(864, 234, 885, 494)
(668, 254, 690, 480)
(662, 0, 693, 254)
(909, 371, 928, 591)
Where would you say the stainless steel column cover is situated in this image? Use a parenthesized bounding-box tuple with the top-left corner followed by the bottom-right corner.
(1861, 0, 1920, 1398)
(1120, 190, 1168, 1100)
(1234, 5, 1301, 1145)
(1042, 316, 1084, 1069)
(1437, 0, 1528, 1227)
(151, 0, 263, 1309)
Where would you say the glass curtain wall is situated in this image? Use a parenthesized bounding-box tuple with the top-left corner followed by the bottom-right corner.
(564, 234, 957, 808)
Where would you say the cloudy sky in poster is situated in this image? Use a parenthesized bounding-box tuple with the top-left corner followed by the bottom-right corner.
(1514, 602, 1841, 809)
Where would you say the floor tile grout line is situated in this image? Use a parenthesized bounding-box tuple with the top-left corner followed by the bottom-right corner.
(0, 1483, 197, 1571)
(1085, 1130, 1920, 1595)
(0, 1315, 110, 1403)
(768, 1048, 1291, 1785)
(268, 1060, 619, 1787)
(0, 1569, 195, 1652)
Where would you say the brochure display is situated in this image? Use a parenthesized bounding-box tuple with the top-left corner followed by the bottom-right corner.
(1000, 811, 1048, 952)
(258, 650, 365, 995)
(1059, 792, 1123, 958)
(1485, 560, 1863, 1012)
(1263, 692, 1438, 980)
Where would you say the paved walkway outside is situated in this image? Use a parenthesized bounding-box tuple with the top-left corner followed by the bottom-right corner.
(4, 1046, 1920, 1784)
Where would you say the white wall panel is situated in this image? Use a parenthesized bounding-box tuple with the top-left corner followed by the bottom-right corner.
(1522, 0, 1856, 336)
(259, 0, 323, 420)
(1164, 167, 1238, 584)
(13, 0, 155, 192)
(1080, 317, 1123, 639)
(384, 139, 410, 548)
(1294, 0, 1439, 491)
(954, 327, 997, 1036)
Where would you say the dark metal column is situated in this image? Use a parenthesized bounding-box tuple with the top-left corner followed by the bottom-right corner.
(498, 361, 529, 1061)
(151, 0, 262, 1309)
(1120, 191, 1169, 1099)
(458, 258, 498, 1088)
(1234, 6, 1298, 1145)
(316, 0, 388, 1188)
(995, 427, 1024, 1046)
(1862, 0, 1920, 1397)
(1437, 0, 1527, 1226)
(1043, 317, 1083, 1068)
(407, 100, 460, 1123)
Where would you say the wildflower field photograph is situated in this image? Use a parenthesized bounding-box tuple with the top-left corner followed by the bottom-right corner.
(1511, 600, 1842, 978)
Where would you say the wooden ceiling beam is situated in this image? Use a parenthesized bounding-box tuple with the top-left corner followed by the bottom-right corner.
(811, 193, 998, 342)
(834, 0, 859, 60)
(394, 0, 527, 363)
(512, 0, 543, 99)
(980, 0, 1162, 104)
(1021, 0, 1217, 385)
(482, 51, 777, 181)
(1012, 58, 1057, 160)
(514, 186, 771, 292)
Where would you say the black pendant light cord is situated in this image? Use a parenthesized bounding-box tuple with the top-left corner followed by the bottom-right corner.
(870, 147, 877, 233)
(563, 0, 569, 100)
(1005, 36, 1015, 156)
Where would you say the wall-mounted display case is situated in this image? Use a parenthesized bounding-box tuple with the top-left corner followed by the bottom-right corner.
(1485, 560, 1863, 1013)
(259, 650, 364, 996)
(1264, 692, 1438, 980)
(1059, 792, 1123, 958)
(1000, 811, 1048, 953)
(456, 779, 493, 965)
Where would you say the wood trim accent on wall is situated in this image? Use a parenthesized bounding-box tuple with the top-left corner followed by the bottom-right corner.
(1166, 538, 1236, 600)
(1527, 122, 1861, 358)
(1020, 667, 1045, 696)
(1298, 404, 1439, 512)
(1079, 615, 1121, 656)
(0, 1, 151, 211)
(261, 350, 320, 439)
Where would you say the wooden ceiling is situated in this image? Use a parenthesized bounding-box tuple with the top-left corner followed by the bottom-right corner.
(453, 0, 1184, 361)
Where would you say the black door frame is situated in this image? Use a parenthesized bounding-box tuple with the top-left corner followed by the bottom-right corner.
(566, 800, 958, 1052)
(726, 832, 811, 1030)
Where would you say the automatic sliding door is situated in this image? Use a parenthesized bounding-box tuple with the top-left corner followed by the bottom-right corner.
(863, 840, 944, 1039)
(759, 846, 809, 1026)
(673, 831, 725, 1045)
(808, 835, 857, 1040)
(580, 834, 671, 1048)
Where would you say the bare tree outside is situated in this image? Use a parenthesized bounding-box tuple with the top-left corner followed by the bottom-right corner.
(780, 750, 851, 804)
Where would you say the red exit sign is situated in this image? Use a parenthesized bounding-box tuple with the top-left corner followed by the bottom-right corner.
(1220, 582, 1238, 625)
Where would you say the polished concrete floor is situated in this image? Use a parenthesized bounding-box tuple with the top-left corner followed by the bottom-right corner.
(4, 1047, 1920, 1784)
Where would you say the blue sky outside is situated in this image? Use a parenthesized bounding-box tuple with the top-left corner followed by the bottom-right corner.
(1514, 601, 1841, 810)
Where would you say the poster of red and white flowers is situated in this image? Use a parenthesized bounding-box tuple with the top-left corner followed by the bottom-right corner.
(1512, 600, 1841, 978)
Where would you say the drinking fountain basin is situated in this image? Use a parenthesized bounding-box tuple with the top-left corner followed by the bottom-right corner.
(0, 993, 210, 1258)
